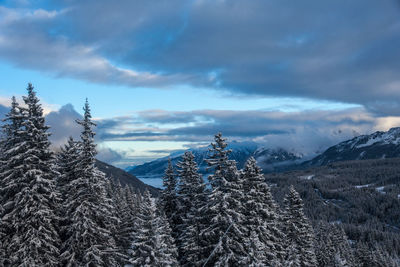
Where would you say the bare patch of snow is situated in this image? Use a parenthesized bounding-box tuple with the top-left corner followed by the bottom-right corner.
(355, 183, 373, 189)
(299, 174, 314, 180)
(375, 186, 386, 194)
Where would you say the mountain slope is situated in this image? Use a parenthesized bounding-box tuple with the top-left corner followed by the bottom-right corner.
(95, 160, 159, 196)
(303, 127, 400, 167)
(267, 157, 400, 257)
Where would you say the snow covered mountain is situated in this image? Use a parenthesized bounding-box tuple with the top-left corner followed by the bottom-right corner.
(303, 127, 400, 166)
(126, 141, 302, 182)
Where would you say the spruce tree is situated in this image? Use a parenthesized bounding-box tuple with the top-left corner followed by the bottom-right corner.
(283, 185, 317, 267)
(60, 99, 119, 266)
(0, 85, 61, 266)
(112, 181, 135, 263)
(203, 133, 247, 266)
(161, 158, 179, 236)
(330, 225, 356, 266)
(314, 222, 336, 267)
(57, 136, 80, 200)
(176, 151, 208, 266)
(206, 132, 232, 189)
(129, 190, 178, 266)
(0, 96, 26, 266)
(155, 210, 180, 266)
(241, 157, 285, 265)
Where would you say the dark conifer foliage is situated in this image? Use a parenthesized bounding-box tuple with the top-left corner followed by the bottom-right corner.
(0, 96, 26, 266)
(175, 151, 208, 266)
(60, 99, 119, 266)
(283, 185, 318, 267)
(0, 85, 61, 266)
(57, 136, 79, 199)
(161, 158, 179, 235)
(110, 180, 136, 263)
(203, 134, 248, 266)
(241, 157, 285, 265)
(129, 190, 179, 266)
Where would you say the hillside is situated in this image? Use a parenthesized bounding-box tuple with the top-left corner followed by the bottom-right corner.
(267, 157, 400, 255)
(95, 159, 159, 196)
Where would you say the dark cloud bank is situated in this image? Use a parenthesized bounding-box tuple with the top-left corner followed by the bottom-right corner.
(1, 1, 400, 114)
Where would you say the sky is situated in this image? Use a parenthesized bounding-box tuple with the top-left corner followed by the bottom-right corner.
(1, 0, 400, 168)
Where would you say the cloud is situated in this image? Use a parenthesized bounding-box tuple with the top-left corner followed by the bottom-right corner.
(96, 146, 126, 165)
(1, 1, 400, 114)
(95, 107, 397, 157)
(0, 6, 202, 89)
(45, 103, 82, 147)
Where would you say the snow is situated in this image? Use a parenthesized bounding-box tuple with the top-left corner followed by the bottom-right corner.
(355, 184, 373, 189)
(299, 174, 314, 180)
(375, 186, 386, 194)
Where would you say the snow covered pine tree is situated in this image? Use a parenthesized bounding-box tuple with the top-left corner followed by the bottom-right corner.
(60, 99, 120, 266)
(283, 185, 318, 267)
(0, 84, 61, 266)
(129, 190, 178, 266)
(175, 151, 208, 266)
(241, 157, 285, 265)
(202, 133, 248, 266)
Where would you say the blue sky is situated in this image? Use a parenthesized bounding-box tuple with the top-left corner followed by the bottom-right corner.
(1, 0, 400, 167)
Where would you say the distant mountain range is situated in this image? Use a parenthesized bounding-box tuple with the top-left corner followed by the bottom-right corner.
(126, 141, 303, 180)
(127, 127, 400, 183)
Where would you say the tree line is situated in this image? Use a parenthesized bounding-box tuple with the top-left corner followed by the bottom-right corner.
(0, 84, 397, 266)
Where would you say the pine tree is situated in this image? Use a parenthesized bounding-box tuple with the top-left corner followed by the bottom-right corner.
(129, 190, 178, 266)
(0, 85, 61, 266)
(314, 222, 336, 267)
(241, 157, 285, 265)
(112, 181, 135, 263)
(161, 158, 179, 236)
(355, 242, 374, 267)
(57, 136, 80, 199)
(155, 210, 180, 266)
(203, 133, 248, 266)
(206, 132, 232, 189)
(0, 96, 26, 266)
(60, 99, 119, 266)
(330, 225, 356, 266)
(176, 151, 208, 266)
(283, 185, 317, 267)
(243, 230, 266, 266)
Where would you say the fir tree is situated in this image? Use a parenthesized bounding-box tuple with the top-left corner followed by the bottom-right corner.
(60, 99, 119, 266)
(161, 158, 179, 237)
(314, 222, 336, 267)
(129, 190, 178, 266)
(0, 96, 26, 266)
(203, 133, 248, 266)
(176, 151, 208, 266)
(112, 181, 135, 263)
(355, 242, 373, 267)
(330, 225, 356, 266)
(206, 132, 232, 189)
(155, 210, 180, 266)
(241, 157, 285, 265)
(57, 136, 80, 199)
(0, 85, 61, 266)
(283, 185, 317, 267)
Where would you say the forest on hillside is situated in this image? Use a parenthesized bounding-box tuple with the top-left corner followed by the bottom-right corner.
(0, 84, 399, 266)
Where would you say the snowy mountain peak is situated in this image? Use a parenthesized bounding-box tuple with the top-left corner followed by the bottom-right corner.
(304, 127, 400, 166)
